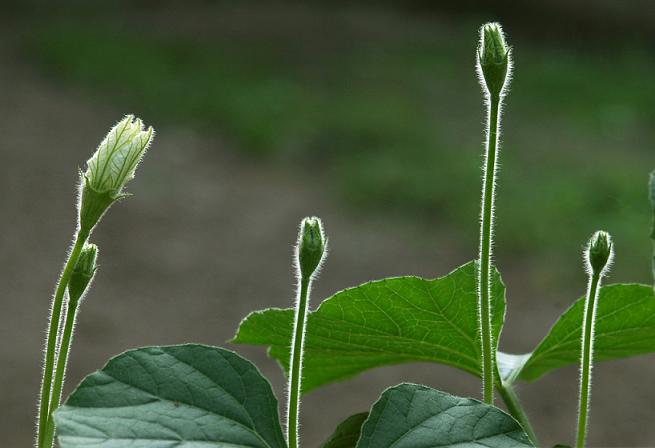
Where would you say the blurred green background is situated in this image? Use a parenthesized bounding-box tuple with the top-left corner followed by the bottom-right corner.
(2, 1, 654, 446)
(21, 1, 655, 285)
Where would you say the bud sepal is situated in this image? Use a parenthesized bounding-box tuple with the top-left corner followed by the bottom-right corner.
(477, 22, 511, 98)
(68, 243, 98, 304)
(585, 230, 614, 277)
(297, 217, 327, 280)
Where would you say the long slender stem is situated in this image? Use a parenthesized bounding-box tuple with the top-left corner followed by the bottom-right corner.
(37, 230, 88, 448)
(576, 273, 601, 448)
(478, 93, 501, 404)
(287, 277, 311, 448)
(42, 297, 81, 447)
(497, 381, 539, 446)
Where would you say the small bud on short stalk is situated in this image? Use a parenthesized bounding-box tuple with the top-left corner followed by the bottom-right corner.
(477, 23, 511, 98)
(78, 115, 154, 234)
(297, 217, 326, 280)
(68, 243, 98, 304)
(585, 231, 613, 277)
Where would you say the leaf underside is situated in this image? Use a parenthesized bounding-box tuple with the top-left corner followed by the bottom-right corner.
(321, 412, 369, 448)
(357, 383, 534, 447)
(502, 283, 655, 383)
(232, 261, 506, 392)
(234, 260, 655, 390)
(54, 344, 287, 448)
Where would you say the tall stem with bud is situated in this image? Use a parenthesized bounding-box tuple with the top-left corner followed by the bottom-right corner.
(287, 217, 327, 448)
(476, 22, 512, 405)
(576, 231, 613, 448)
(37, 115, 154, 448)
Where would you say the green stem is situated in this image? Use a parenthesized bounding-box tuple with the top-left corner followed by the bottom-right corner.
(42, 296, 81, 447)
(479, 93, 501, 404)
(497, 381, 539, 446)
(37, 230, 88, 448)
(287, 277, 311, 448)
(576, 273, 601, 448)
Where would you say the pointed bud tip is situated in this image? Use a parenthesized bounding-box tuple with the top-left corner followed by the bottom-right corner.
(76, 243, 98, 275)
(69, 243, 99, 303)
(297, 216, 327, 279)
(586, 231, 614, 276)
(477, 22, 511, 96)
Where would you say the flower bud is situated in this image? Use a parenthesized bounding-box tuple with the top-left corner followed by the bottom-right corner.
(477, 22, 511, 97)
(585, 231, 613, 277)
(297, 217, 326, 279)
(68, 243, 98, 304)
(78, 115, 154, 234)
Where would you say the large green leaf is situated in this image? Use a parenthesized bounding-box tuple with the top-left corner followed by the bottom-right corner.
(54, 344, 287, 448)
(357, 383, 534, 447)
(233, 261, 506, 392)
(500, 283, 655, 382)
(321, 412, 368, 448)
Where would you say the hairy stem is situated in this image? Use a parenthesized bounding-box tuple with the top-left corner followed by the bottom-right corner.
(37, 230, 88, 448)
(287, 277, 311, 448)
(497, 381, 539, 446)
(479, 93, 501, 404)
(576, 273, 601, 448)
(42, 296, 81, 447)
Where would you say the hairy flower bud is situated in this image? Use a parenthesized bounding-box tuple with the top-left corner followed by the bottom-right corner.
(85, 115, 154, 193)
(477, 22, 511, 97)
(68, 243, 98, 304)
(297, 217, 326, 279)
(586, 231, 613, 277)
(78, 115, 154, 234)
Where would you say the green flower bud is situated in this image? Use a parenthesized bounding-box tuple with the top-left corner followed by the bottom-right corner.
(297, 217, 327, 279)
(68, 243, 98, 304)
(78, 115, 154, 234)
(586, 231, 613, 277)
(477, 22, 511, 97)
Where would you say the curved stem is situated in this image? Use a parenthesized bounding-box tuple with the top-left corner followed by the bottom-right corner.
(42, 297, 81, 447)
(37, 230, 88, 448)
(286, 277, 311, 448)
(576, 273, 601, 448)
(479, 93, 501, 404)
(497, 381, 539, 446)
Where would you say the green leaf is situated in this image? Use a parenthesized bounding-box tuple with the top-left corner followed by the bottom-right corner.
(499, 283, 655, 383)
(233, 261, 506, 392)
(321, 412, 368, 448)
(54, 344, 287, 448)
(357, 383, 534, 447)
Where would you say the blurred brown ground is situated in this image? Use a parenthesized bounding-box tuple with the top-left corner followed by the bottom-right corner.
(2, 3, 655, 447)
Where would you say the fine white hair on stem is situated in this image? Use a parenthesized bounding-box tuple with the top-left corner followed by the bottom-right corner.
(286, 217, 327, 448)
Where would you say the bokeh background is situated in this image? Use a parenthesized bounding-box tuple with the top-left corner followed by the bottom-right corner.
(2, 1, 655, 446)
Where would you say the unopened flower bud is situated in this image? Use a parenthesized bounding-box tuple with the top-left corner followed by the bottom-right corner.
(586, 231, 613, 277)
(477, 22, 511, 97)
(68, 243, 98, 304)
(297, 217, 326, 279)
(78, 115, 154, 234)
